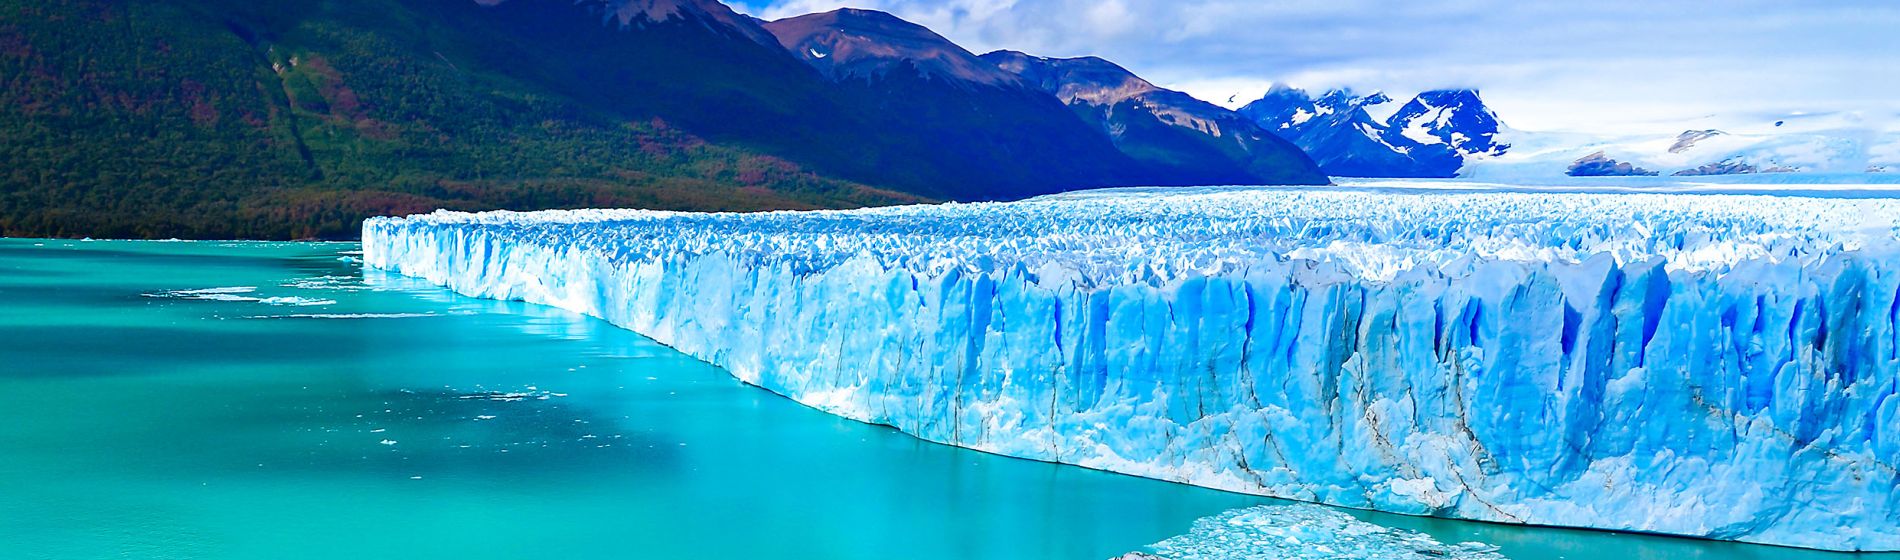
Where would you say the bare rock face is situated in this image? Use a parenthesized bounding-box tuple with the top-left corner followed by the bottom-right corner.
(760, 9, 1324, 189)
(1568, 151, 1658, 176)
(983, 50, 1232, 137)
(1669, 129, 1726, 153)
(477, 0, 782, 46)
(763, 9, 1023, 88)
(983, 51, 1159, 107)
(980, 50, 1324, 186)
(1672, 157, 1799, 176)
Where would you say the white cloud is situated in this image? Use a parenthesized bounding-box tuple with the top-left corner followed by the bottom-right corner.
(732, 0, 1900, 134)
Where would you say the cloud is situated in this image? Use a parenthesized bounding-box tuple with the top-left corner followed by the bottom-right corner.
(732, 0, 1900, 133)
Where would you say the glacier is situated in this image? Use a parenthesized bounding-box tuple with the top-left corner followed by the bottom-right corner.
(363, 186, 1900, 551)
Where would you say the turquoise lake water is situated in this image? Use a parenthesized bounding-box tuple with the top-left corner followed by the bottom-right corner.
(1, 239, 1891, 560)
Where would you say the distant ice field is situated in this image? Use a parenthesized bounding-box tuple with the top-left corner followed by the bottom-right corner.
(375, 182, 1900, 283)
(1335, 173, 1900, 194)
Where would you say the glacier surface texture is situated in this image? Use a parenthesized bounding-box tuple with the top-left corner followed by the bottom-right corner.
(364, 187, 1900, 551)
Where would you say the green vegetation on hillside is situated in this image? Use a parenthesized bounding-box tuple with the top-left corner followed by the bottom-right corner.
(0, 0, 920, 239)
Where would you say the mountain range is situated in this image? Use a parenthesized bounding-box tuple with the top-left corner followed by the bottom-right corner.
(15, 0, 1873, 240)
(1226, 82, 1898, 180)
(0, 0, 1323, 240)
(982, 51, 1317, 186)
(1238, 85, 1507, 178)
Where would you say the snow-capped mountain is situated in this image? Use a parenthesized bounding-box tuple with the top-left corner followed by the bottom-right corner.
(1386, 89, 1507, 157)
(1239, 85, 1498, 177)
(762, 9, 1023, 87)
(1238, 81, 1895, 181)
(982, 51, 1321, 186)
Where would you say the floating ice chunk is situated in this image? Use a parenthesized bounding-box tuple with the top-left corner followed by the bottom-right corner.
(144, 286, 259, 301)
(456, 390, 563, 402)
(1118, 505, 1506, 560)
(145, 287, 332, 306)
(174, 287, 256, 294)
(257, 296, 338, 306)
(239, 313, 442, 320)
(283, 276, 374, 291)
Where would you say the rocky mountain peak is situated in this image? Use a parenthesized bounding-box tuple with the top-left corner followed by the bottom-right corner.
(1669, 129, 1726, 153)
(476, 0, 781, 47)
(763, 9, 1022, 87)
(1385, 89, 1506, 156)
(979, 50, 1156, 106)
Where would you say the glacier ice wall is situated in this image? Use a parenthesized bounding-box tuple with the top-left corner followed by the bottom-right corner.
(363, 187, 1900, 551)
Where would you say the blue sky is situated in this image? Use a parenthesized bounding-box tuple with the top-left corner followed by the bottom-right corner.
(733, 0, 1900, 134)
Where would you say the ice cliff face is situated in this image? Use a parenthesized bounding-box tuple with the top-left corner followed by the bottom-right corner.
(364, 187, 1900, 551)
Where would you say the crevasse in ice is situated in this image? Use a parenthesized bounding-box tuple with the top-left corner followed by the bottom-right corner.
(363, 187, 1900, 551)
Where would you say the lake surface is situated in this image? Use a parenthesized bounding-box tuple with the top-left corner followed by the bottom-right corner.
(1, 239, 1890, 560)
